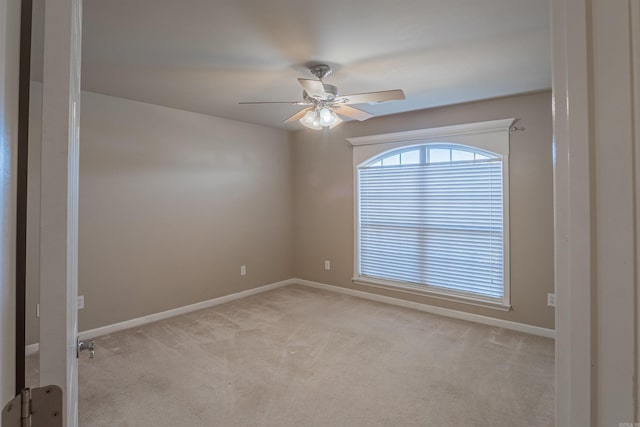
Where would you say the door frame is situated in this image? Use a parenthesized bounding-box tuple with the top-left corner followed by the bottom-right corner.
(36, 1, 83, 426)
(0, 0, 22, 408)
(550, 0, 593, 424)
(552, 0, 640, 425)
(15, 0, 33, 396)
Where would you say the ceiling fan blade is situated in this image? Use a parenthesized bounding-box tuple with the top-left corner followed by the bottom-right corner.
(282, 107, 312, 123)
(298, 78, 328, 98)
(333, 105, 374, 121)
(239, 101, 310, 105)
(335, 89, 405, 105)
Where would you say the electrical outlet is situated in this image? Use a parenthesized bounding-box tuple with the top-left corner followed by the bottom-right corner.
(240, 265, 247, 276)
(324, 260, 331, 270)
(77, 295, 85, 310)
(547, 293, 556, 307)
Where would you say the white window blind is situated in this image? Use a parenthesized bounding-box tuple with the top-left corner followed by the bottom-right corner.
(358, 146, 504, 302)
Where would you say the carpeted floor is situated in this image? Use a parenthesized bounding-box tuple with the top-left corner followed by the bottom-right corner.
(27, 285, 554, 426)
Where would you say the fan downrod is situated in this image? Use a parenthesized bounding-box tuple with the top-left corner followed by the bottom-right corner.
(309, 64, 332, 80)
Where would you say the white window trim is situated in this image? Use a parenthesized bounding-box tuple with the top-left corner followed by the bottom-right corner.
(348, 118, 515, 310)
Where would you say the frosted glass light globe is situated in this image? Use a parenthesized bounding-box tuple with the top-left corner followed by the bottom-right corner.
(319, 107, 333, 126)
(299, 110, 322, 130)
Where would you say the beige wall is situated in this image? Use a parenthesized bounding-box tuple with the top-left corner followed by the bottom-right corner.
(0, 0, 20, 404)
(292, 91, 554, 329)
(27, 88, 293, 343)
(26, 89, 553, 346)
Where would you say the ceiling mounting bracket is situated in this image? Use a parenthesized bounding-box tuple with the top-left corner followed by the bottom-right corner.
(309, 64, 332, 80)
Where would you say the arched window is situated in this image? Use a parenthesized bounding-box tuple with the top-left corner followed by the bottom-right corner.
(364, 144, 493, 168)
(352, 120, 512, 308)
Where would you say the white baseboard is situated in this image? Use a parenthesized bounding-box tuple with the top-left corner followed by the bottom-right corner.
(293, 278, 556, 339)
(25, 278, 295, 355)
(78, 279, 295, 341)
(25, 276, 554, 356)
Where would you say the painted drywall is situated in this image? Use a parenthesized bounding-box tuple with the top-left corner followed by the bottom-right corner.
(292, 91, 555, 329)
(26, 89, 553, 346)
(0, 0, 20, 405)
(26, 87, 293, 344)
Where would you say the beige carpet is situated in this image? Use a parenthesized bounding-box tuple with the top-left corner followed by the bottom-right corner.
(27, 285, 554, 426)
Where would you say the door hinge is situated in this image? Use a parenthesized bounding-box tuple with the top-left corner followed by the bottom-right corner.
(2, 386, 62, 427)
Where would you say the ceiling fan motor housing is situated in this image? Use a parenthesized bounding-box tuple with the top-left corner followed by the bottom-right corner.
(303, 84, 338, 102)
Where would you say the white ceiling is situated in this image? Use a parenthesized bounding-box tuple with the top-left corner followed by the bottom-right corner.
(33, 0, 551, 130)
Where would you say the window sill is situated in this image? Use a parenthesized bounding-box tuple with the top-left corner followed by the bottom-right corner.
(352, 276, 512, 312)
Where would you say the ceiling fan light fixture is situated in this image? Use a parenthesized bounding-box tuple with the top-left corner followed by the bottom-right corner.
(319, 107, 334, 126)
(300, 107, 341, 130)
(327, 112, 342, 129)
(300, 109, 323, 130)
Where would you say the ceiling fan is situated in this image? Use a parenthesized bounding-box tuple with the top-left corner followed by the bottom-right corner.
(239, 64, 406, 130)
